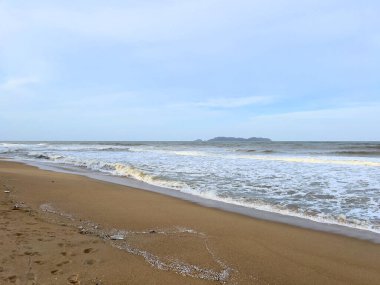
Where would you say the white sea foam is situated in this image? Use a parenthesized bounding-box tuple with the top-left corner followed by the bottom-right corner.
(236, 154, 380, 167)
(185, 191, 380, 233)
(172, 151, 211, 157)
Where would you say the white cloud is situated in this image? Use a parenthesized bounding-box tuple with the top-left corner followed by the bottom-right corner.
(0, 76, 39, 92)
(193, 96, 273, 108)
(3, 0, 369, 46)
(0, 1, 227, 44)
(243, 104, 380, 140)
(1, 1, 380, 140)
(167, 95, 273, 109)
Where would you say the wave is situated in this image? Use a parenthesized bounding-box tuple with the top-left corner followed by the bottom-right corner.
(112, 163, 188, 189)
(55, 146, 132, 152)
(104, 142, 145, 147)
(0, 143, 132, 153)
(42, 145, 132, 152)
(26, 152, 64, 160)
(97, 147, 130, 151)
(24, 152, 189, 191)
(236, 154, 380, 167)
(235, 149, 276, 154)
(193, 192, 380, 233)
(0, 143, 28, 147)
(172, 151, 210, 157)
(338, 144, 380, 150)
(0, 149, 23, 154)
(331, 151, 380, 157)
(30, 154, 51, 159)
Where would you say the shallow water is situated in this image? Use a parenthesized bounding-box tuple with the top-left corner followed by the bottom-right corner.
(1, 141, 380, 233)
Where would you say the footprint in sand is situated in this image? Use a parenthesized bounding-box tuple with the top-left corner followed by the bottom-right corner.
(24, 251, 40, 256)
(26, 272, 36, 282)
(50, 269, 62, 275)
(84, 259, 96, 265)
(56, 260, 70, 267)
(83, 248, 95, 254)
(6, 275, 19, 283)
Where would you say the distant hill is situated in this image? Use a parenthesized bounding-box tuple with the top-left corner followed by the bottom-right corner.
(204, 136, 272, 142)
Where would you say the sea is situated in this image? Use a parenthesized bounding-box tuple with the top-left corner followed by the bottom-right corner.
(1, 141, 380, 235)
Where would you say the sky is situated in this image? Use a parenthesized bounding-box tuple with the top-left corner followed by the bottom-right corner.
(1, 0, 380, 141)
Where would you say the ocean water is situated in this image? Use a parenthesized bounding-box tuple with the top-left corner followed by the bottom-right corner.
(1, 141, 380, 233)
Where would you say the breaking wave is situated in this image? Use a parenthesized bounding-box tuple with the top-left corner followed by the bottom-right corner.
(26, 152, 64, 160)
(25, 152, 189, 191)
(112, 163, 188, 190)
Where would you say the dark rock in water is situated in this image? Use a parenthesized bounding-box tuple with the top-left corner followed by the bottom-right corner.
(207, 136, 271, 142)
(149, 230, 156, 234)
(36, 154, 50, 159)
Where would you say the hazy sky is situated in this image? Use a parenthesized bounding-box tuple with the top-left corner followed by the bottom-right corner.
(1, 0, 380, 141)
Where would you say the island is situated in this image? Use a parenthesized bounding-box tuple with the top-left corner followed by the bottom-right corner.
(195, 136, 272, 142)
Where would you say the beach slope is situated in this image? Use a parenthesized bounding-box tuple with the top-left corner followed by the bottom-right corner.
(1, 161, 380, 284)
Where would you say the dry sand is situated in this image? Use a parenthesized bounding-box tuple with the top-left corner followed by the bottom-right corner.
(1, 160, 380, 284)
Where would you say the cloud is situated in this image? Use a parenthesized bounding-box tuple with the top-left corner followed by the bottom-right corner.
(0, 76, 40, 92)
(3, 1, 375, 47)
(1, 1, 380, 140)
(172, 96, 273, 109)
(243, 103, 380, 140)
(195, 96, 273, 108)
(0, 1, 226, 45)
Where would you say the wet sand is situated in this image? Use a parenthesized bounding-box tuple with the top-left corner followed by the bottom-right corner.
(1, 160, 380, 284)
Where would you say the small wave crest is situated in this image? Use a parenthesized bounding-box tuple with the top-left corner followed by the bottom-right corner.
(112, 163, 188, 190)
(172, 151, 210, 157)
(0, 149, 21, 154)
(44, 145, 131, 152)
(235, 149, 276, 154)
(26, 152, 64, 160)
(331, 151, 380, 157)
(97, 147, 130, 152)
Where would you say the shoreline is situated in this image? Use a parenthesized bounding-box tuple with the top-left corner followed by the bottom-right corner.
(13, 158, 380, 243)
(1, 160, 380, 284)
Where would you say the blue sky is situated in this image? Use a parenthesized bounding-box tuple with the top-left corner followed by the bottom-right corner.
(1, 0, 379, 141)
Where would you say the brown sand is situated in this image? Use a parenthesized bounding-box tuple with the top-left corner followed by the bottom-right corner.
(1, 160, 380, 285)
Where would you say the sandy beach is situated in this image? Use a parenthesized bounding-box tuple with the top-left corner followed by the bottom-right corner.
(1, 160, 380, 285)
